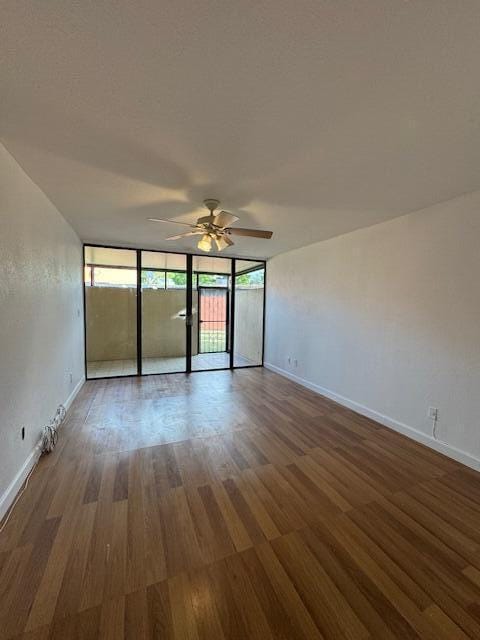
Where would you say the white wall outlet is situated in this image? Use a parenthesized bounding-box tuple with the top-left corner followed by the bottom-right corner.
(428, 406, 438, 420)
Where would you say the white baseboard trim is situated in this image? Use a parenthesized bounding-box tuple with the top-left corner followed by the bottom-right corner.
(0, 376, 85, 522)
(0, 443, 42, 522)
(64, 376, 85, 412)
(264, 362, 480, 473)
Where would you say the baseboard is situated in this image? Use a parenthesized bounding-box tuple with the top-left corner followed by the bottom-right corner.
(64, 376, 85, 412)
(0, 444, 42, 522)
(0, 376, 85, 522)
(264, 362, 480, 473)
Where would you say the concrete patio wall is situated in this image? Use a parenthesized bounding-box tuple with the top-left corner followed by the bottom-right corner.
(234, 288, 264, 364)
(86, 287, 198, 361)
(86, 286, 264, 364)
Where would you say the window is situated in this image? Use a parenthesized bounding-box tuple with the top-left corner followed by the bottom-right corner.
(139, 271, 202, 289)
(141, 270, 166, 289)
(197, 273, 229, 287)
(166, 272, 198, 289)
(85, 265, 136, 288)
(166, 271, 187, 288)
(235, 268, 264, 288)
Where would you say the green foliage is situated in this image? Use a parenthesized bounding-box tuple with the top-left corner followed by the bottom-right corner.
(198, 273, 217, 285)
(236, 268, 264, 287)
(141, 270, 165, 288)
(168, 271, 187, 287)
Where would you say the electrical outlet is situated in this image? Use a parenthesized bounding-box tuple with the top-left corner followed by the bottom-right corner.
(428, 406, 438, 420)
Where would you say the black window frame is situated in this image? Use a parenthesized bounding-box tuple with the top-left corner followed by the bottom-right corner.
(83, 243, 266, 379)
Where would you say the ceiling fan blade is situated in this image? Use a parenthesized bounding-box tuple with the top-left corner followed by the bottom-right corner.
(148, 218, 196, 227)
(226, 227, 273, 239)
(165, 230, 203, 240)
(213, 211, 239, 228)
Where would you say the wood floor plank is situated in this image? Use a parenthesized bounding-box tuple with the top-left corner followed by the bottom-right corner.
(232, 473, 281, 540)
(145, 580, 174, 639)
(272, 531, 370, 640)
(98, 596, 125, 640)
(54, 502, 97, 618)
(25, 460, 91, 632)
(207, 558, 251, 639)
(299, 524, 398, 640)
(423, 604, 471, 640)
(79, 455, 117, 612)
(223, 553, 276, 640)
(253, 541, 323, 640)
(124, 589, 149, 640)
(331, 515, 460, 640)
(239, 546, 316, 640)
(349, 503, 480, 637)
(188, 567, 226, 640)
(168, 572, 200, 640)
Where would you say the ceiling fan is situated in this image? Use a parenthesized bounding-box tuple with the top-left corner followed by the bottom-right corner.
(148, 199, 273, 252)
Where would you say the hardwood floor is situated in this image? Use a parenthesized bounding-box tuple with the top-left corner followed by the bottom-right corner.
(2, 368, 480, 639)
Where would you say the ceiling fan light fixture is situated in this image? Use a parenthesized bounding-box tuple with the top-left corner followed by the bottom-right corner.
(197, 234, 212, 252)
(214, 235, 230, 251)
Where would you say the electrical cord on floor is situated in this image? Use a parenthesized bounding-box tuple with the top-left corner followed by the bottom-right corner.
(0, 404, 66, 535)
(41, 404, 65, 453)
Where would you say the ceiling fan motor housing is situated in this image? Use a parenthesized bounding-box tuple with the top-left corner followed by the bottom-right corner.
(203, 198, 220, 213)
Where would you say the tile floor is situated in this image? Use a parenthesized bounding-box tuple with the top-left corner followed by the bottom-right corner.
(87, 352, 255, 377)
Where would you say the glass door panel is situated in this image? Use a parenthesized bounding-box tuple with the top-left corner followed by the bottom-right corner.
(84, 246, 138, 378)
(198, 288, 229, 353)
(141, 251, 187, 374)
(191, 256, 232, 371)
(233, 260, 265, 367)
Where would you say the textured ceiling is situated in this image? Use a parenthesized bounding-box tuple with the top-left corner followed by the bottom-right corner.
(2, 1, 480, 258)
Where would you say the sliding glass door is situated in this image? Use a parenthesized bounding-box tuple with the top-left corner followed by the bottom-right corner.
(191, 256, 232, 371)
(141, 251, 187, 374)
(84, 246, 265, 378)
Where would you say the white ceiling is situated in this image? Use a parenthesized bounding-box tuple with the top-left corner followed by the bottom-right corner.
(2, 1, 480, 258)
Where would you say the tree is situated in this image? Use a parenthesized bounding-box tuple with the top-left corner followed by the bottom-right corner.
(168, 272, 187, 287)
(141, 270, 165, 289)
(236, 269, 264, 287)
(198, 273, 217, 286)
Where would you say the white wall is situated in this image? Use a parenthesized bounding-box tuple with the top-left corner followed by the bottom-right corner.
(265, 191, 480, 468)
(0, 144, 84, 517)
